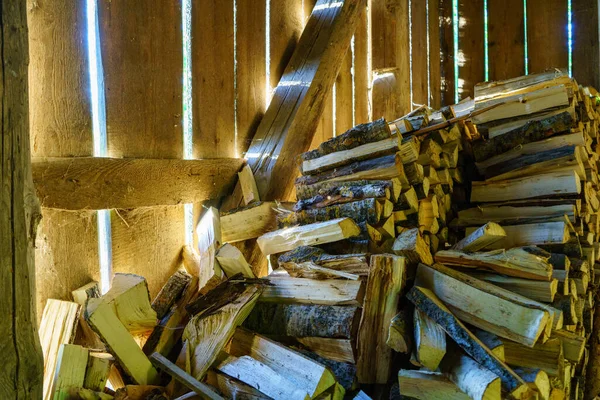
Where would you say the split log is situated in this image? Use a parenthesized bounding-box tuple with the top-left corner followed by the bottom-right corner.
(238, 164, 260, 205)
(453, 204, 577, 228)
(301, 118, 392, 161)
(206, 370, 270, 400)
(260, 276, 364, 306)
(471, 171, 581, 203)
(216, 355, 310, 400)
(406, 286, 531, 397)
(196, 207, 224, 289)
(387, 308, 413, 354)
(356, 255, 406, 384)
(440, 351, 502, 400)
(215, 244, 255, 278)
(472, 110, 575, 161)
(473, 329, 505, 361)
(415, 263, 551, 346)
(294, 180, 394, 210)
(435, 247, 553, 280)
(413, 308, 446, 371)
(229, 328, 335, 398)
(398, 136, 421, 164)
(464, 221, 570, 249)
(300, 136, 398, 175)
(151, 270, 191, 320)
(392, 228, 433, 265)
(513, 368, 551, 400)
(278, 246, 369, 278)
(52, 344, 88, 400)
(294, 154, 407, 187)
(101, 274, 157, 334)
(279, 198, 380, 227)
(552, 330, 585, 363)
(85, 299, 158, 385)
(149, 352, 223, 400)
(468, 272, 558, 302)
(397, 370, 470, 400)
(220, 202, 278, 243)
(257, 218, 360, 255)
(451, 222, 506, 252)
(499, 337, 564, 377)
(39, 299, 81, 400)
(83, 353, 111, 392)
(277, 337, 356, 363)
(297, 349, 356, 390)
(243, 303, 360, 339)
(183, 284, 261, 380)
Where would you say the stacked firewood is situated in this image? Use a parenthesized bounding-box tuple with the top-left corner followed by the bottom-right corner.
(396, 71, 600, 400)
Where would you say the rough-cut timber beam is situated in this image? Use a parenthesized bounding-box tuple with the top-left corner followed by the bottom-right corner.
(227, 0, 365, 205)
(0, 0, 44, 397)
(33, 157, 244, 210)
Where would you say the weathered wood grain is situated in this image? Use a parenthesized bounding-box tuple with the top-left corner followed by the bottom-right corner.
(488, 0, 525, 81)
(526, 0, 568, 73)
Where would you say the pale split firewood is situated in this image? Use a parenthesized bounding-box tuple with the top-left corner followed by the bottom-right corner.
(398, 186, 419, 215)
(71, 282, 106, 351)
(197, 207, 224, 289)
(470, 171, 581, 203)
(356, 254, 406, 384)
(300, 136, 398, 175)
(289, 337, 355, 363)
(238, 164, 260, 205)
(513, 368, 551, 400)
(392, 228, 433, 265)
(52, 344, 89, 400)
(397, 370, 470, 400)
(277, 246, 370, 278)
(259, 276, 364, 305)
(149, 352, 223, 400)
(398, 136, 421, 164)
(72, 282, 101, 305)
(257, 218, 360, 255)
(83, 353, 112, 392)
(464, 221, 570, 249)
(499, 337, 564, 377)
(39, 299, 81, 400)
(215, 243, 255, 278)
(101, 273, 157, 334)
(205, 370, 270, 400)
(406, 286, 530, 397)
(413, 308, 446, 371)
(453, 204, 577, 228)
(216, 355, 311, 400)
(351, 390, 372, 400)
(282, 261, 361, 280)
(415, 263, 551, 346)
(551, 329, 586, 363)
(474, 70, 571, 102)
(181, 244, 201, 278)
(183, 284, 261, 380)
(151, 270, 191, 319)
(435, 247, 553, 280)
(473, 329, 505, 361)
(441, 351, 502, 400)
(229, 328, 335, 398)
(467, 272, 558, 303)
(387, 308, 413, 354)
(84, 298, 158, 385)
(220, 202, 279, 243)
(451, 222, 506, 252)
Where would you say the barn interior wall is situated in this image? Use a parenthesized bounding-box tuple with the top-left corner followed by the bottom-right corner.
(28, 0, 600, 319)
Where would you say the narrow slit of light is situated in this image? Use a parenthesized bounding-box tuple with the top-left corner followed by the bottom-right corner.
(483, 0, 489, 81)
(567, 0, 572, 77)
(350, 35, 356, 126)
(523, 0, 528, 74)
(408, 0, 414, 109)
(332, 83, 337, 137)
(86, 0, 112, 294)
(182, 0, 194, 245)
(452, 0, 459, 103)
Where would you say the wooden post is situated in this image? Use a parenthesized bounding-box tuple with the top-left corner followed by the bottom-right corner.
(440, 0, 456, 106)
(572, 0, 600, 89)
(458, 0, 485, 100)
(0, 0, 44, 397)
(488, 0, 525, 81)
(527, 0, 568, 73)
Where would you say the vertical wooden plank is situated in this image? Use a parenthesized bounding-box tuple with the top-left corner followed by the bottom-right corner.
(371, 0, 397, 69)
(372, 71, 398, 120)
(354, 5, 372, 124)
(458, 0, 485, 100)
(411, 0, 429, 107)
(0, 1, 44, 396)
(311, 93, 334, 149)
(429, 0, 442, 108)
(270, 0, 305, 90)
(335, 49, 354, 134)
(236, 0, 267, 156)
(440, 0, 456, 105)
(28, 0, 99, 319)
(572, 0, 600, 88)
(488, 0, 525, 81)
(396, 0, 412, 115)
(99, 1, 185, 297)
(527, 0, 569, 74)
(192, 0, 235, 158)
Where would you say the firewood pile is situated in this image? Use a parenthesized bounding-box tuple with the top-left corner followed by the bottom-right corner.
(36, 69, 600, 400)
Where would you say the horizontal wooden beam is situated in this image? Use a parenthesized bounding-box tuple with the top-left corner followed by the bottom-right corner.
(33, 157, 244, 210)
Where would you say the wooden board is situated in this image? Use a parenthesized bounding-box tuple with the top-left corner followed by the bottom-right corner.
(354, 6, 372, 124)
(269, 0, 305, 91)
(336, 49, 354, 134)
(411, 0, 429, 106)
(236, 0, 267, 157)
(192, 0, 235, 158)
(488, 0, 525, 81)
(526, 0, 569, 73)
(33, 158, 243, 210)
(572, 0, 600, 89)
(458, 0, 484, 100)
(428, 0, 442, 108)
(440, 0, 456, 105)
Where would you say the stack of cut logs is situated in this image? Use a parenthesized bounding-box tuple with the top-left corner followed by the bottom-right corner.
(36, 69, 600, 400)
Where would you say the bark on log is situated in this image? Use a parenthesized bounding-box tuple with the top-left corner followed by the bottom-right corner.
(0, 1, 44, 397)
(151, 270, 191, 320)
(280, 198, 379, 227)
(243, 303, 360, 339)
(300, 118, 391, 161)
(472, 111, 574, 161)
(294, 180, 391, 210)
